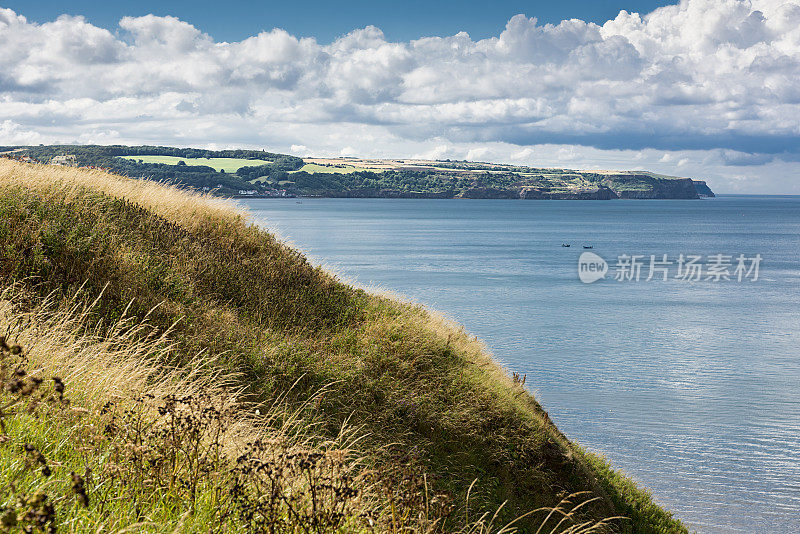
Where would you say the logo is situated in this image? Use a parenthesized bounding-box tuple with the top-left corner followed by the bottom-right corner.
(578, 252, 608, 284)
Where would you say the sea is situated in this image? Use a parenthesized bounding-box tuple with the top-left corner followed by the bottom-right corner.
(240, 195, 800, 533)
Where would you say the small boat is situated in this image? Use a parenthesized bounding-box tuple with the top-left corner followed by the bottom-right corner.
(561, 243, 571, 247)
(583, 245, 593, 249)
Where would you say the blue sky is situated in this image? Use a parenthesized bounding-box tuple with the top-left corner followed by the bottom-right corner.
(1, 1, 799, 193)
(5, 1, 672, 43)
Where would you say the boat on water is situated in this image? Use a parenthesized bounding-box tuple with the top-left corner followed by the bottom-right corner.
(583, 245, 593, 249)
(562, 243, 571, 247)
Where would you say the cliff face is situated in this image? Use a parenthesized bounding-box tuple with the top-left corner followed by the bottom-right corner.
(693, 180, 716, 197)
(319, 180, 712, 200)
(521, 186, 618, 200)
(321, 188, 455, 198)
(458, 187, 520, 199)
(399, 173, 713, 200)
(601, 174, 700, 199)
(314, 178, 714, 200)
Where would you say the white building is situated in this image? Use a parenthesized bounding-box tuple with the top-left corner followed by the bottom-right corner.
(50, 155, 78, 167)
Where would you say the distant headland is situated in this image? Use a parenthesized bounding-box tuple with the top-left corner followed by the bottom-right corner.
(1, 144, 714, 200)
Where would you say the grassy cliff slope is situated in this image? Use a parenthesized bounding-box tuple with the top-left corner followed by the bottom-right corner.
(0, 160, 686, 532)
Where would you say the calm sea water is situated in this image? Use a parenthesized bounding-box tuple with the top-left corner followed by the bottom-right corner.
(240, 196, 800, 533)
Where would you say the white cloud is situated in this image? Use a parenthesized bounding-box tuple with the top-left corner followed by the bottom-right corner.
(0, 119, 46, 145)
(290, 144, 309, 155)
(1, 1, 800, 192)
(412, 144, 452, 160)
(510, 147, 535, 162)
(466, 147, 489, 161)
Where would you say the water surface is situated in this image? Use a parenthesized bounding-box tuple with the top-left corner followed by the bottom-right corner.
(241, 196, 800, 533)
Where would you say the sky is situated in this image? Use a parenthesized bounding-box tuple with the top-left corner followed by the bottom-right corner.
(1, 0, 799, 193)
(2, 1, 674, 43)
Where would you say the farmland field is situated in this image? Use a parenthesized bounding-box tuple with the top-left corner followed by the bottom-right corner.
(117, 155, 272, 172)
(289, 163, 362, 174)
(289, 163, 388, 174)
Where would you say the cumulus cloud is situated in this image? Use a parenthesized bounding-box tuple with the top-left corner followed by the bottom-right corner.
(1, 1, 800, 192)
(0, 119, 46, 145)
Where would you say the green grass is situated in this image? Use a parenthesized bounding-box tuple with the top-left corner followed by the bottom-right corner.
(0, 160, 688, 533)
(290, 163, 363, 174)
(117, 155, 272, 172)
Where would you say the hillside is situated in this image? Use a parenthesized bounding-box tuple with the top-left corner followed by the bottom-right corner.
(2, 145, 714, 200)
(0, 159, 687, 532)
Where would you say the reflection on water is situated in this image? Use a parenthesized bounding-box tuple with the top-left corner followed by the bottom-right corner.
(242, 196, 800, 533)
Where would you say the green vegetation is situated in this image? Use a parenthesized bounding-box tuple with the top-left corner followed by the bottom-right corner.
(0, 317, 621, 533)
(0, 293, 457, 533)
(0, 160, 687, 532)
(4, 145, 712, 199)
(117, 155, 273, 172)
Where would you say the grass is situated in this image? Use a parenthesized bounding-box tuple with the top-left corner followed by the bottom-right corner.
(117, 155, 272, 173)
(0, 285, 613, 534)
(0, 291, 621, 534)
(0, 159, 687, 532)
(290, 163, 362, 174)
(0, 287, 409, 532)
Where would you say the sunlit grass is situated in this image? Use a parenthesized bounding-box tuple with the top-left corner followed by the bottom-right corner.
(117, 155, 273, 172)
(290, 163, 362, 174)
(0, 158, 243, 232)
(0, 288, 622, 532)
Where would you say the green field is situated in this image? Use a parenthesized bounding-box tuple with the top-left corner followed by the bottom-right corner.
(290, 163, 362, 174)
(117, 155, 271, 172)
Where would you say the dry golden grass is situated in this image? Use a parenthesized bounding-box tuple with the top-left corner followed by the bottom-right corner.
(0, 286, 619, 534)
(0, 159, 243, 232)
(0, 285, 376, 532)
(0, 285, 265, 451)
